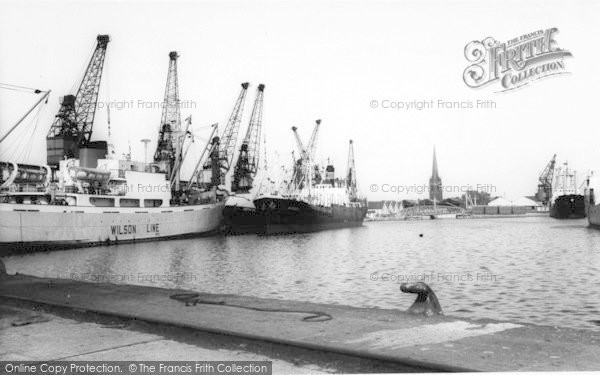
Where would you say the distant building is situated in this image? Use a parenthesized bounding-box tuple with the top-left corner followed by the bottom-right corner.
(472, 196, 545, 215)
(488, 196, 543, 209)
(367, 201, 385, 210)
(429, 147, 443, 202)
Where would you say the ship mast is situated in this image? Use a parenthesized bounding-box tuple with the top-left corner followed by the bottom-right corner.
(169, 116, 192, 190)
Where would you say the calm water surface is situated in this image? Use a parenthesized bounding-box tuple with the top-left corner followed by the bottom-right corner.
(4, 216, 600, 330)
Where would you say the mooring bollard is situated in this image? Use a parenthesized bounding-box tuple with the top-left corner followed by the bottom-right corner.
(400, 282, 443, 316)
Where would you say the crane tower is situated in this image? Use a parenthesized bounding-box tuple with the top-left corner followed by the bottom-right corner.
(201, 82, 250, 187)
(536, 154, 557, 205)
(154, 51, 182, 176)
(346, 139, 357, 200)
(46, 34, 110, 167)
(290, 119, 321, 190)
(231, 84, 265, 193)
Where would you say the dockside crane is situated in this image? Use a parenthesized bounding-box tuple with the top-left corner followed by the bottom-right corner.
(294, 119, 321, 165)
(307, 119, 322, 185)
(231, 84, 265, 193)
(200, 82, 250, 187)
(292, 127, 308, 162)
(290, 119, 321, 189)
(291, 126, 307, 189)
(154, 51, 182, 178)
(46, 35, 110, 167)
(185, 123, 219, 191)
(536, 154, 557, 205)
(306, 119, 321, 165)
(346, 139, 357, 200)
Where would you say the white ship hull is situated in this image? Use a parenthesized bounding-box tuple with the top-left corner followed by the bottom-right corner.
(0, 201, 224, 255)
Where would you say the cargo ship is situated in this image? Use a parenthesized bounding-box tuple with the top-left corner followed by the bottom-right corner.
(0, 159, 225, 255)
(224, 117, 367, 234)
(225, 173, 368, 235)
(255, 140, 368, 235)
(0, 36, 226, 254)
(549, 162, 586, 219)
(254, 191, 367, 235)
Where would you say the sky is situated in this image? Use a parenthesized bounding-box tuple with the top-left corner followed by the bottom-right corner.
(1, 0, 599, 201)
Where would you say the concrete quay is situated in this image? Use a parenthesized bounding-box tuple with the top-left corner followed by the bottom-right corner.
(1, 274, 599, 372)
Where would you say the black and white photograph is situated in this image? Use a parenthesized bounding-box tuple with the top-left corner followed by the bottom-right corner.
(0, 0, 599, 374)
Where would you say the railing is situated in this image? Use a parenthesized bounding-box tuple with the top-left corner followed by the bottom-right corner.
(403, 205, 465, 217)
(6, 185, 45, 193)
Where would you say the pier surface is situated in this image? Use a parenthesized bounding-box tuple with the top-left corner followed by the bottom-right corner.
(1, 274, 598, 372)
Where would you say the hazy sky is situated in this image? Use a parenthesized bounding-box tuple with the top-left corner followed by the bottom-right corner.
(1, 0, 598, 200)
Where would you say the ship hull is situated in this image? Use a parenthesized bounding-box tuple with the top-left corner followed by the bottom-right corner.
(549, 194, 586, 219)
(222, 205, 262, 234)
(221, 194, 262, 235)
(253, 197, 367, 235)
(0, 202, 224, 255)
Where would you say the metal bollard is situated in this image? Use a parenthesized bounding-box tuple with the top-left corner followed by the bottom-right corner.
(400, 282, 443, 316)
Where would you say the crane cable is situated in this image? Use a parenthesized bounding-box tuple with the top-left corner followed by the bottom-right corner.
(23, 104, 45, 161)
(11, 103, 44, 162)
(0, 95, 46, 161)
(0, 83, 42, 94)
(70, 42, 97, 95)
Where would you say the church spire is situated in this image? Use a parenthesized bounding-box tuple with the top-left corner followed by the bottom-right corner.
(432, 146, 439, 179)
(429, 146, 443, 201)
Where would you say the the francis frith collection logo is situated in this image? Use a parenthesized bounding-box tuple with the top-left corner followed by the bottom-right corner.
(463, 28, 572, 92)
